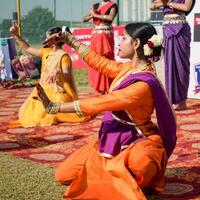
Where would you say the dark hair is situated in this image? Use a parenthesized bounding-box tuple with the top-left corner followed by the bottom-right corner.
(186, 0, 195, 16)
(46, 27, 64, 46)
(125, 23, 162, 62)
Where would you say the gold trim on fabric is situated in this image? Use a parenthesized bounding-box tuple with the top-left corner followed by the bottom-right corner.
(163, 13, 187, 24)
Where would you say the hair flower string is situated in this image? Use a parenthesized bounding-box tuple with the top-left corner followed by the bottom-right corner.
(143, 35, 163, 56)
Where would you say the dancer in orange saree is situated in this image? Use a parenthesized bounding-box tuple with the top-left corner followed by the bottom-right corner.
(83, 0, 118, 94)
(9, 25, 88, 126)
(37, 23, 177, 199)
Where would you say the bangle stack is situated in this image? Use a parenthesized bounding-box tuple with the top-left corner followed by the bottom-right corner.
(79, 45, 90, 59)
(45, 102, 61, 114)
(73, 100, 84, 117)
(72, 42, 82, 51)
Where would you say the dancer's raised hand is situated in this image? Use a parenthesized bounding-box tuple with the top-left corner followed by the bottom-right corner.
(9, 22, 19, 37)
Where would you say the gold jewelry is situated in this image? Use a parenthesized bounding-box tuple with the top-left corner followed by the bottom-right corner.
(73, 100, 84, 117)
(45, 102, 61, 114)
(72, 41, 82, 51)
(64, 32, 90, 58)
(79, 45, 90, 59)
(64, 32, 77, 46)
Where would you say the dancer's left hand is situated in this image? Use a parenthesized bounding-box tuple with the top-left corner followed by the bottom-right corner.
(35, 83, 51, 109)
(43, 32, 65, 48)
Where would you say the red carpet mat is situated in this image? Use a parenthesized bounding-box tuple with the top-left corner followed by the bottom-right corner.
(0, 87, 200, 199)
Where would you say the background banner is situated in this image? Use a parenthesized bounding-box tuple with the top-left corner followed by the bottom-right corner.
(0, 37, 16, 81)
(187, 2, 200, 99)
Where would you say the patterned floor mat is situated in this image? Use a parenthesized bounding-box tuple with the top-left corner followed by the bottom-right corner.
(0, 87, 200, 199)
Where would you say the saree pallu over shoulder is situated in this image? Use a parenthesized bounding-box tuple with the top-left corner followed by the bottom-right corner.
(99, 72, 177, 158)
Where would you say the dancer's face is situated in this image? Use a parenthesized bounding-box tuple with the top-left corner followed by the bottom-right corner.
(118, 31, 136, 59)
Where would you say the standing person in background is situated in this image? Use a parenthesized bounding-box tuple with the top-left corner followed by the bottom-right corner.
(150, 0, 195, 110)
(83, 0, 118, 94)
(9, 25, 88, 126)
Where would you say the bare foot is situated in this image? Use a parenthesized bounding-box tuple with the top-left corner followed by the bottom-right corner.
(174, 101, 187, 111)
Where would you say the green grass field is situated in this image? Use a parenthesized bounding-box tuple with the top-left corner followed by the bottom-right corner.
(0, 153, 66, 200)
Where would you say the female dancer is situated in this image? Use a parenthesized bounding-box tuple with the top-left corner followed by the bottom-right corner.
(37, 23, 176, 199)
(150, 0, 195, 110)
(9, 25, 88, 126)
(83, 0, 118, 94)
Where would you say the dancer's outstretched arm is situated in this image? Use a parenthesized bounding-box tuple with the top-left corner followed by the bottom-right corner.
(43, 31, 126, 79)
(9, 23, 40, 57)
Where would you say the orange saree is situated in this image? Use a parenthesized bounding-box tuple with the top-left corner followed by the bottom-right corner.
(55, 49, 173, 199)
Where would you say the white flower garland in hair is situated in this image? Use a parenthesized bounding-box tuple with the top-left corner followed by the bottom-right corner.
(143, 35, 163, 56)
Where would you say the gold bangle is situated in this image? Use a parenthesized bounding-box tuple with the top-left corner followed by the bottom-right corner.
(45, 102, 60, 114)
(103, 15, 106, 20)
(72, 41, 81, 51)
(79, 46, 90, 59)
(73, 100, 84, 117)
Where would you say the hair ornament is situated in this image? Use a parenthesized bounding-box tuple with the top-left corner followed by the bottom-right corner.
(143, 34, 163, 56)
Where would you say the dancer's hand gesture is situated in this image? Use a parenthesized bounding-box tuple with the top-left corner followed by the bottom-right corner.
(9, 22, 19, 37)
(36, 83, 51, 109)
(43, 32, 65, 48)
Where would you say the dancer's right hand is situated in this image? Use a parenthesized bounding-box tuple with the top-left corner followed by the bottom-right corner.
(9, 22, 19, 37)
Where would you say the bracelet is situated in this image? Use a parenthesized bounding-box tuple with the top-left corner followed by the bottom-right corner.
(74, 42, 82, 52)
(79, 45, 90, 59)
(64, 32, 77, 46)
(103, 15, 107, 20)
(73, 100, 84, 117)
(45, 102, 61, 114)
(71, 40, 81, 51)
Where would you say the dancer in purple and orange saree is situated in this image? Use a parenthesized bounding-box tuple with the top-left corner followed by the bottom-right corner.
(37, 23, 177, 200)
(83, 0, 118, 94)
(150, 0, 196, 110)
